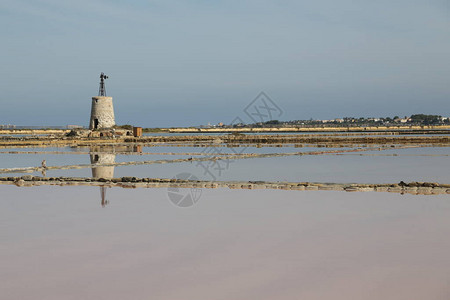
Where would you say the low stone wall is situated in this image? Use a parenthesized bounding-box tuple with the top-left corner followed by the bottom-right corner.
(1, 176, 449, 195)
(0, 129, 70, 135)
(168, 125, 450, 133)
(124, 135, 450, 146)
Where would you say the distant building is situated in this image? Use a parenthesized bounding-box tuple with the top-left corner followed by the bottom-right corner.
(0, 124, 16, 129)
(67, 125, 84, 129)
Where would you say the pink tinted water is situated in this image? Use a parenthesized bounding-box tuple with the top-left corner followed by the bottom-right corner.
(1, 186, 449, 300)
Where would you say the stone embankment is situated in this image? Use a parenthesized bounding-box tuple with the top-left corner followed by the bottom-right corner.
(125, 135, 450, 145)
(167, 125, 450, 133)
(0, 129, 70, 135)
(1, 133, 449, 148)
(1, 126, 450, 136)
(1, 176, 449, 195)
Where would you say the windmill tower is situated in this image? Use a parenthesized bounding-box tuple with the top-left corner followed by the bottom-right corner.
(89, 73, 115, 130)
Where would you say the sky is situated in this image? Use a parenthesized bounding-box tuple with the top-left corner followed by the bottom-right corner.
(0, 0, 449, 127)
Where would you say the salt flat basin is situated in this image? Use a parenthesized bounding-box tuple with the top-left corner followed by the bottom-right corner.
(1, 186, 450, 300)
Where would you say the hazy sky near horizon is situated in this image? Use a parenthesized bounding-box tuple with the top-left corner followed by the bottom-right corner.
(0, 0, 449, 127)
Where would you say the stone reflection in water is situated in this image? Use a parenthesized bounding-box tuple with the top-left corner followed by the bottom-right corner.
(90, 149, 116, 207)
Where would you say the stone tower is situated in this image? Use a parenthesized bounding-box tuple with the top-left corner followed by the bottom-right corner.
(89, 73, 115, 130)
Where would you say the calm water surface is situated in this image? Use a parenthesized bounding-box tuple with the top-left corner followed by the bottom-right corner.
(1, 142, 449, 299)
(1, 146, 449, 183)
(1, 186, 449, 300)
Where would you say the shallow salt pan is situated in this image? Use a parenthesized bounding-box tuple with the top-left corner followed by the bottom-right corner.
(1, 186, 450, 300)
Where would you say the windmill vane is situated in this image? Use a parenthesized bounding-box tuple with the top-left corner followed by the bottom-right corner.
(98, 72, 109, 96)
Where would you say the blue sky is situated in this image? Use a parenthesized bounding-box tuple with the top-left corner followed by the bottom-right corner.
(0, 0, 449, 127)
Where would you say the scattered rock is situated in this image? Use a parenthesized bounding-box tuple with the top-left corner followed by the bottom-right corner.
(345, 187, 358, 192)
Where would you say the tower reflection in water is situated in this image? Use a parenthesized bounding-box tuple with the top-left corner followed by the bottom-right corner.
(90, 149, 116, 207)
